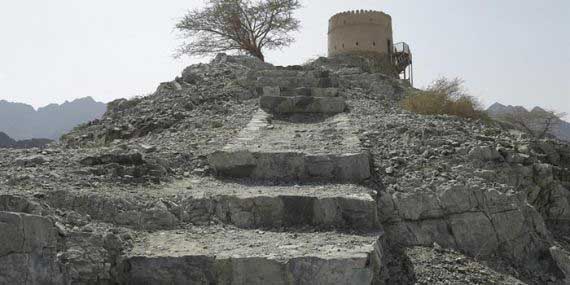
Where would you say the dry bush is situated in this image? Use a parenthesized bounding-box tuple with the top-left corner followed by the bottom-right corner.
(401, 77, 486, 119)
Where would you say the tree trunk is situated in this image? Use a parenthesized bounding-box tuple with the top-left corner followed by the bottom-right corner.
(248, 48, 265, 62)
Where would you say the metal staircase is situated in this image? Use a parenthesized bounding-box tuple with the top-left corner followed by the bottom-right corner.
(393, 42, 413, 85)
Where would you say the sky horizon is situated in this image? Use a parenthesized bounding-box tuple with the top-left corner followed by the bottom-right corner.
(0, 0, 568, 114)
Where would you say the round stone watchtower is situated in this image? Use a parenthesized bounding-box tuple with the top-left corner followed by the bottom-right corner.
(328, 10, 394, 57)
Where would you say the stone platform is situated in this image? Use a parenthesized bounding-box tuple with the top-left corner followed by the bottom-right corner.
(260, 86, 340, 97)
(260, 96, 346, 114)
(259, 86, 345, 114)
(208, 110, 371, 182)
(36, 178, 378, 231)
(248, 69, 338, 89)
(120, 226, 383, 285)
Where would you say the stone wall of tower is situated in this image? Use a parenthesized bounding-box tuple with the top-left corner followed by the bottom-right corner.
(328, 10, 394, 57)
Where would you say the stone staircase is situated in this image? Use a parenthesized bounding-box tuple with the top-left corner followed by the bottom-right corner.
(208, 109, 370, 182)
(209, 80, 370, 182)
(0, 69, 385, 284)
(117, 72, 386, 284)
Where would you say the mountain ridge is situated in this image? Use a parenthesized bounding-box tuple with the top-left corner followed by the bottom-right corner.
(0, 131, 53, 149)
(487, 102, 570, 141)
(0, 96, 106, 140)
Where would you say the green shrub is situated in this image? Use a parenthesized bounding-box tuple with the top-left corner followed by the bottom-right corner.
(401, 77, 486, 120)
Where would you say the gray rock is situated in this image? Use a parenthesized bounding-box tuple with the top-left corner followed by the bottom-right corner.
(379, 184, 553, 272)
(80, 151, 144, 166)
(181, 66, 202, 84)
(550, 246, 570, 282)
(0, 211, 63, 284)
(260, 96, 346, 114)
(14, 154, 48, 167)
(140, 144, 157, 153)
(468, 146, 504, 162)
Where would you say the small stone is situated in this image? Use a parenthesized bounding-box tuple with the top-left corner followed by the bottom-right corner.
(81, 225, 94, 233)
(191, 168, 206, 175)
(433, 242, 443, 251)
(55, 222, 68, 236)
(140, 144, 157, 153)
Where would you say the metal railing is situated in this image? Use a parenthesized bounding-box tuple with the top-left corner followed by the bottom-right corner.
(393, 42, 411, 58)
(392, 42, 413, 86)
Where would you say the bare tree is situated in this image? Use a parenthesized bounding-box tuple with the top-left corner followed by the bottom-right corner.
(500, 108, 567, 139)
(175, 0, 301, 62)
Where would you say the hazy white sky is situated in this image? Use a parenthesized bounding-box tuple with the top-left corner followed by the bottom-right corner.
(0, 0, 568, 114)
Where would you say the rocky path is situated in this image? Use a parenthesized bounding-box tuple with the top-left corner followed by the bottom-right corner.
(115, 71, 389, 284)
(208, 110, 370, 182)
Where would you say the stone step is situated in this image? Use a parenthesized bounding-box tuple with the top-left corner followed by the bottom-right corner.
(261, 86, 340, 97)
(260, 95, 346, 114)
(27, 177, 378, 231)
(209, 110, 371, 182)
(166, 179, 379, 230)
(248, 69, 337, 88)
(119, 226, 384, 285)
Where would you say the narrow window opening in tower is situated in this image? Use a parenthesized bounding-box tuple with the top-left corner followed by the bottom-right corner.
(387, 40, 392, 54)
(342, 43, 344, 48)
(373, 42, 376, 46)
(356, 42, 359, 46)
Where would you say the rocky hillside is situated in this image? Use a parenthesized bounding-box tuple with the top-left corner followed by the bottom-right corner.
(487, 102, 570, 142)
(0, 96, 106, 140)
(1, 54, 569, 284)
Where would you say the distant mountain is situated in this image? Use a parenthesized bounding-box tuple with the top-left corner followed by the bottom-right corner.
(0, 97, 106, 140)
(0, 131, 53, 149)
(487, 102, 570, 141)
(0, 132, 16, 147)
(486, 103, 528, 117)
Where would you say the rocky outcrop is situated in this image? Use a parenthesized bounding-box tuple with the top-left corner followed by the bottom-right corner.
(0, 211, 63, 284)
(353, 97, 569, 280)
(378, 184, 552, 271)
(78, 150, 170, 184)
(14, 155, 49, 167)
